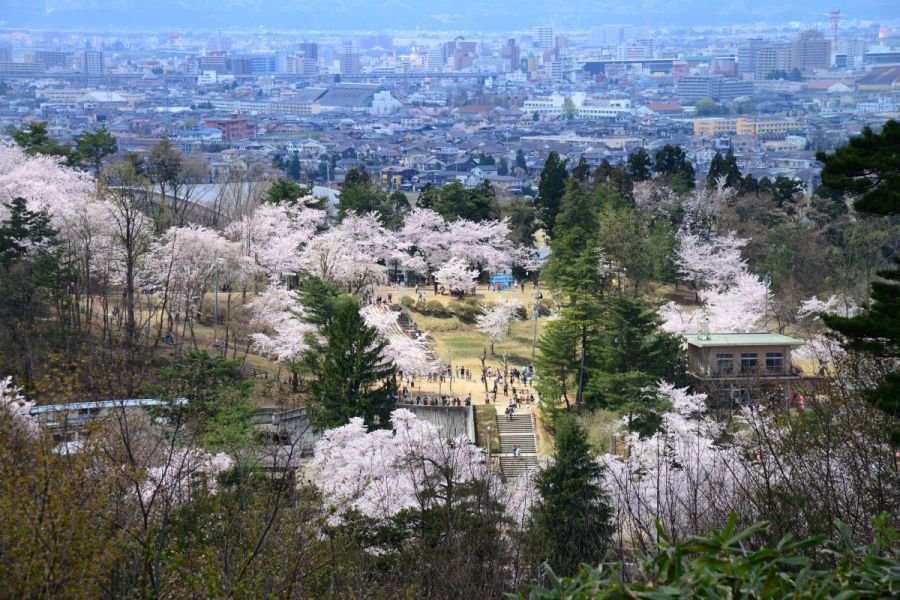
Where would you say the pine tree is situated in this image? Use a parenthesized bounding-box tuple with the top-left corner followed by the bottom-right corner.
(542, 179, 603, 300)
(536, 151, 568, 238)
(819, 122, 899, 442)
(823, 262, 900, 442)
(303, 296, 396, 431)
(73, 126, 118, 175)
(816, 120, 899, 216)
(527, 415, 612, 577)
(626, 148, 653, 182)
(653, 144, 695, 192)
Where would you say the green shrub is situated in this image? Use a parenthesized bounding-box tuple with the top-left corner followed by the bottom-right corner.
(522, 513, 900, 599)
(425, 300, 449, 317)
(399, 296, 415, 308)
(449, 300, 480, 323)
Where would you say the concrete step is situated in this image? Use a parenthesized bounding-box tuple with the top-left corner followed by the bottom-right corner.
(498, 454, 539, 477)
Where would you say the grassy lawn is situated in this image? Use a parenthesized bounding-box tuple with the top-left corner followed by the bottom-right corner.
(474, 405, 500, 455)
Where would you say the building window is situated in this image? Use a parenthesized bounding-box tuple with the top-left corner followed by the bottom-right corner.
(740, 353, 758, 374)
(765, 352, 784, 372)
(716, 353, 734, 375)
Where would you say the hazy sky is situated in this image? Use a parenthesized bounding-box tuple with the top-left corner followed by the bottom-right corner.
(2, 0, 899, 31)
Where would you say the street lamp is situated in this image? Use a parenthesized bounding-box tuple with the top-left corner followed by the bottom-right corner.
(448, 350, 453, 393)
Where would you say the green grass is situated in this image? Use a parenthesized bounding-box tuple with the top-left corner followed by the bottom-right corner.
(474, 405, 500, 455)
(406, 307, 547, 372)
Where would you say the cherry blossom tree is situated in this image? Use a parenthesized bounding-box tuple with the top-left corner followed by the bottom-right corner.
(301, 212, 399, 292)
(309, 408, 487, 523)
(398, 208, 517, 279)
(661, 231, 767, 334)
(476, 298, 522, 356)
(140, 447, 234, 505)
(675, 230, 748, 292)
(141, 225, 239, 345)
(225, 198, 326, 281)
(0, 376, 38, 434)
(434, 258, 478, 295)
(249, 285, 316, 364)
(600, 381, 737, 550)
(0, 145, 95, 223)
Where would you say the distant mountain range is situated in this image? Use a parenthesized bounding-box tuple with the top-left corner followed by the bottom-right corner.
(2, 0, 897, 31)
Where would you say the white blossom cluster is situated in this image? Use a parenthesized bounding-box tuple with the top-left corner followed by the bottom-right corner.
(310, 409, 488, 523)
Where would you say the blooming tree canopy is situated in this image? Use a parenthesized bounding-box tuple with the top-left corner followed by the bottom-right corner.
(225, 198, 326, 280)
(476, 298, 522, 344)
(302, 212, 400, 292)
(662, 231, 767, 334)
(0, 376, 38, 433)
(434, 258, 478, 294)
(140, 447, 234, 505)
(249, 285, 316, 363)
(310, 409, 486, 522)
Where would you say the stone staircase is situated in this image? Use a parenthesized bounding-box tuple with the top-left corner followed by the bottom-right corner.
(496, 407, 539, 478)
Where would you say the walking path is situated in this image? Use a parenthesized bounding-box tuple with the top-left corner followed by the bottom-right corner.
(496, 404, 539, 478)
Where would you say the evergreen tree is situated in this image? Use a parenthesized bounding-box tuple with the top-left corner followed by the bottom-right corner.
(527, 415, 612, 577)
(0, 198, 74, 384)
(337, 168, 388, 220)
(287, 152, 301, 181)
(818, 123, 900, 441)
(515, 149, 528, 171)
(430, 180, 498, 221)
(585, 297, 686, 435)
(591, 160, 634, 201)
(542, 180, 603, 299)
(824, 261, 900, 443)
(653, 144, 695, 192)
(706, 149, 742, 189)
(570, 156, 590, 182)
(303, 296, 396, 431)
(73, 126, 118, 174)
(265, 178, 310, 205)
(535, 318, 581, 410)
(9, 121, 76, 165)
(536, 152, 568, 238)
(497, 156, 509, 176)
(626, 148, 653, 182)
(816, 120, 900, 216)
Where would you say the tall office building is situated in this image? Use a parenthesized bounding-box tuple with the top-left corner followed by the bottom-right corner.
(793, 30, 831, 71)
(426, 45, 446, 71)
(0, 45, 12, 63)
(298, 42, 318, 61)
(339, 41, 360, 76)
(533, 26, 556, 51)
(622, 26, 650, 43)
(754, 45, 794, 79)
(35, 50, 73, 70)
(501, 38, 520, 72)
(737, 38, 766, 77)
(82, 50, 104, 75)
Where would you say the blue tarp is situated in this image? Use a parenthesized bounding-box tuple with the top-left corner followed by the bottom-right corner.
(490, 272, 515, 289)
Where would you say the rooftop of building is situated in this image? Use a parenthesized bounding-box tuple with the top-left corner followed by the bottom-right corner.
(682, 332, 804, 347)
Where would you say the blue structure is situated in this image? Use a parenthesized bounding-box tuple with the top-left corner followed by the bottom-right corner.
(490, 272, 515, 290)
